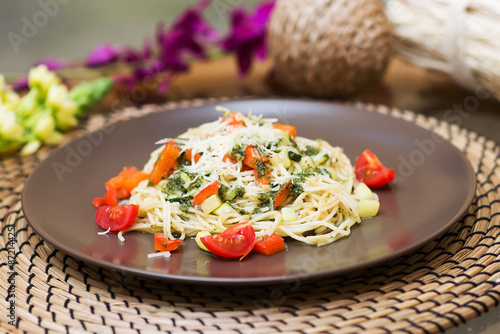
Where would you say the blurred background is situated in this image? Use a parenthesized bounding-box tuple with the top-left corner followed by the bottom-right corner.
(1, 1, 500, 333)
(0, 0, 261, 76)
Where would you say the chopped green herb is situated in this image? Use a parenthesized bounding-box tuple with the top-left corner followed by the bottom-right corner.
(255, 160, 269, 178)
(167, 196, 193, 213)
(304, 145, 320, 156)
(230, 144, 245, 160)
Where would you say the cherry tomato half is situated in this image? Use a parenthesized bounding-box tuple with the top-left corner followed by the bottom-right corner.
(95, 204, 139, 232)
(354, 149, 395, 187)
(154, 234, 183, 252)
(201, 221, 256, 258)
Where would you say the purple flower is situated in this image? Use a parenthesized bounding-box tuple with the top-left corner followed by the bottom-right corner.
(156, 0, 218, 73)
(85, 44, 119, 67)
(222, 1, 275, 76)
(35, 57, 74, 70)
(12, 77, 29, 92)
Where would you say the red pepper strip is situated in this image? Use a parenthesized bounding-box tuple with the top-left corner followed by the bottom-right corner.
(185, 149, 202, 163)
(149, 141, 182, 185)
(253, 235, 286, 256)
(154, 234, 183, 252)
(273, 181, 292, 208)
(193, 180, 220, 207)
(273, 123, 297, 139)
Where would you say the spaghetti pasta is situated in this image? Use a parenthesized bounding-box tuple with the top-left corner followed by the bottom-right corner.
(127, 107, 370, 247)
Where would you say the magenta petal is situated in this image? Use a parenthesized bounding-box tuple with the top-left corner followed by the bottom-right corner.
(85, 44, 118, 67)
(251, 1, 275, 26)
(237, 51, 252, 77)
(34, 57, 73, 70)
(12, 76, 29, 92)
(142, 38, 153, 59)
(221, 1, 275, 76)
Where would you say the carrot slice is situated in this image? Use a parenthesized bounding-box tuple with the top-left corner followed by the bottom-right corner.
(149, 141, 182, 185)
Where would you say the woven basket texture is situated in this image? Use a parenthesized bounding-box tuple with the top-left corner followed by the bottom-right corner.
(268, 0, 393, 98)
(388, 0, 500, 100)
(1, 98, 500, 333)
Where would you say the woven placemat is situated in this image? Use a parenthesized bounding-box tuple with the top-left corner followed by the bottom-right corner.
(1, 98, 500, 334)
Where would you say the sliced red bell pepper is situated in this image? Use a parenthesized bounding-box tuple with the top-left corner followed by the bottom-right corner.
(273, 123, 297, 139)
(104, 187, 118, 206)
(104, 166, 149, 202)
(223, 112, 246, 128)
(193, 180, 220, 207)
(273, 181, 292, 208)
(185, 149, 202, 163)
(243, 145, 261, 169)
(154, 234, 183, 252)
(253, 235, 286, 256)
(92, 197, 106, 208)
(244, 145, 272, 185)
(149, 141, 182, 185)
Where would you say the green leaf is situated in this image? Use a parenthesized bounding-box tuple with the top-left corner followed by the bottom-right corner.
(69, 77, 113, 117)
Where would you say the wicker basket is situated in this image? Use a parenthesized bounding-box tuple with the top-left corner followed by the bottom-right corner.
(268, 0, 393, 98)
(387, 0, 500, 100)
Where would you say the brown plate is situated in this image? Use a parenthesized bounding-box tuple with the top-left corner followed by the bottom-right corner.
(22, 99, 476, 285)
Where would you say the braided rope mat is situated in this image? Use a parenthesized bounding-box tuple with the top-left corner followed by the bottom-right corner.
(1, 98, 500, 334)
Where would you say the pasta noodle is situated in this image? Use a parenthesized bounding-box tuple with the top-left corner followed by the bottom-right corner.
(127, 106, 364, 247)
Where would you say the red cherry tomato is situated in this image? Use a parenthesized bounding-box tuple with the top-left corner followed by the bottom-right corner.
(154, 234, 183, 252)
(253, 235, 286, 256)
(354, 149, 395, 187)
(201, 221, 256, 258)
(95, 204, 139, 232)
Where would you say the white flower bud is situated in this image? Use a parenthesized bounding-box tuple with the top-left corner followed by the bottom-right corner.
(21, 140, 42, 156)
(46, 84, 68, 109)
(0, 110, 23, 141)
(33, 113, 56, 140)
(55, 111, 78, 131)
(28, 65, 60, 95)
(3, 89, 21, 111)
(42, 131, 64, 145)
